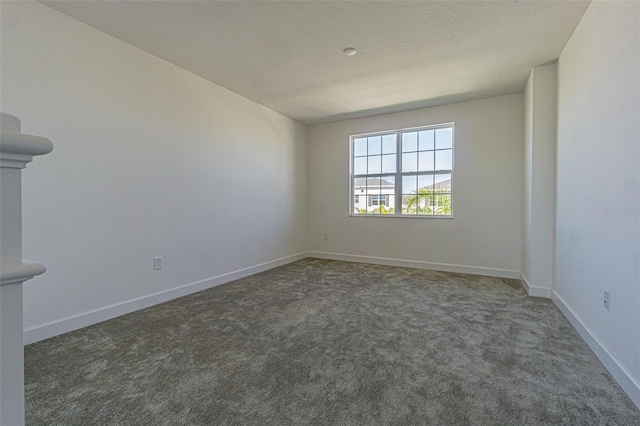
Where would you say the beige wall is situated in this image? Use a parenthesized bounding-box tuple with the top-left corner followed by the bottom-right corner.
(308, 94, 523, 277)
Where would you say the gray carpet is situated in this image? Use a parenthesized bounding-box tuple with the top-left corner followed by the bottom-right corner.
(25, 259, 640, 425)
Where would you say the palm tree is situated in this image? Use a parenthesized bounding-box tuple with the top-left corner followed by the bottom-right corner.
(356, 205, 395, 214)
(370, 204, 395, 215)
(405, 187, 451, 215)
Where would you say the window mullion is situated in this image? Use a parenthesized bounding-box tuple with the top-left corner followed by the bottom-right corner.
(351, 123, 453, 218)
(395, 130, 402, 216)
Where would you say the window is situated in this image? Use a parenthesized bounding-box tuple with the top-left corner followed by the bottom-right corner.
(350, 123, 453, 217)
(370, 194, 387, 206)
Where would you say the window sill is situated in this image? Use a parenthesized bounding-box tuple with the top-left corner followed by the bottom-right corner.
(349, 214, 454, 219)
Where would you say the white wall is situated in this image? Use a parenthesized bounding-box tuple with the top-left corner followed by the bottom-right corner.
(523, 73, 534, 287)
(555, 0, 640, 407)
(521, 64, 557, 298)
(0, 1, 308, 342)
(308, 94, 523, 277)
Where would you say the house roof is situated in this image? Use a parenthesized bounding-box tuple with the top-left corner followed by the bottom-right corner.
(432, 179, 451, 190)
(354, 177, 451, 191)
(354, 178, 395, 188)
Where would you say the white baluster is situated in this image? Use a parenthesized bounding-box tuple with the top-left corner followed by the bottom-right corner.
(0, 113, 53, 426)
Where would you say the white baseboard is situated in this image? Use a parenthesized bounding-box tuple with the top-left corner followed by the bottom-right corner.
(23, 252, 309, 345)
(520, 273, 552, 298)
(552, 290, 640, 410)
(23, 251, 639, 412)
(308, 251, 520, 279)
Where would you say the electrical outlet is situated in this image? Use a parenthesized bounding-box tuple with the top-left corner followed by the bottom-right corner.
(323, 233, 328, 240)
(153, 257, 163, 270)
(603, 290, 610, 310)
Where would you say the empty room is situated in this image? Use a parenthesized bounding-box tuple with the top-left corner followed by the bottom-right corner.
(1, 0, 639, 424)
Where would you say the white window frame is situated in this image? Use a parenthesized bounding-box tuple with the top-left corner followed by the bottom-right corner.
(349, 123, 454, 218)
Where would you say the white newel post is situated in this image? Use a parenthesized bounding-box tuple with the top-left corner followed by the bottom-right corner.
(0, 113, 53, 426)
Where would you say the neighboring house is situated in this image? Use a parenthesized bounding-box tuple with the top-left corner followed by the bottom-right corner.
(354, 177, 451, 214)
(353, 177, 396, 213)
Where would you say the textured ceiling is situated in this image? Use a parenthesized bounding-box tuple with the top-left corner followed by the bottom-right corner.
(40, 0, 590, 125)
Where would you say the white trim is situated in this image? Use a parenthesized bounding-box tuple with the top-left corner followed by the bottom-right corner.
(519, 272, 552, 298)
(552, 290, 640, 410)
(349, 214, 454, 219)
(308, 251, 520, 279)
(24, 252, 308, 345)
(0, 119, 54, 169)
(350, 122, 456, 139)
(349, 122, 455, 219)
(0, 261, 46, 286)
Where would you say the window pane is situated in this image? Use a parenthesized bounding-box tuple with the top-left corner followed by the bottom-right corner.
(433, 194, 451, 215)
(436, 128, 453, 149)
(401, 195, 413, 214)
(381, 154, 396, 173)
(435, 173, 451, 188)
(366, 177, 381, 193)
(374, 194, 395, 214)
(402, 152, 418, 172)
(353, 178, 366, 195)
(419, 130, 434, 151)
(435, 149, 452, 170)
(418, 174, 434, 190)
(366, 177, 381, 214)
(382, 134, 396, 154)
(381, 176, 395, 187)
(403, 174, 421, 215)
(353, 195, 365, 214)
(368, 136, 382, 155)
(354, 157, 367, 175)
(379, 194, 394, 214)
(367, 193, 380, 213)
(354, 138, 368, 156)
(370, 198, 380, 214)
(368, 155, 382, 174)
(402, 175, 417, 194)
(418, 151, 435, 171)
(380, 176, 395, 214)
(413, 183, 435, 215)
(402, 132, 418, 152)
